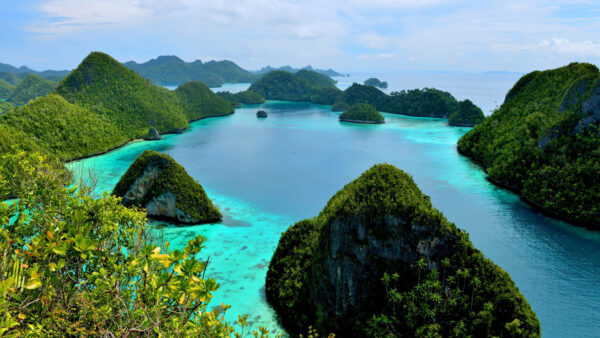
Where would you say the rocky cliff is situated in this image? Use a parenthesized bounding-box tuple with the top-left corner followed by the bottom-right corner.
(113, 150, 221, 224)
(266, 164, 539, 337)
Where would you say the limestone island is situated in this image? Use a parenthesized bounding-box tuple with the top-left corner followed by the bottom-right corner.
(339, 103, 384, 124)
(449, 99, 485, 127)
(266, 164, 540, 337)
(364, 77, 388, 89)
(112, 150, 222, 224)
(256, 110, 268, 118)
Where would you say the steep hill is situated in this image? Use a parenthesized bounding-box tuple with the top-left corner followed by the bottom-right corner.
(113, 150, 222, 224)
(249, 70, 342, 104)
(2, 95, 124, 160)
(8, 74, 57, 105)
(0, 62, 70, 81)
(0, 79, 15, 100)
(458, 62, 600, 229)
(266, 164, 540, 337)
(54, 52, 189, 138)
(174, 81, 234, 121)
(123, 55, 258, 87)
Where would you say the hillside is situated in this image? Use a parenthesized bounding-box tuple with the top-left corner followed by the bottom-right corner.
(123, 55, 258, 87)
(249, 70, 342, 104)
(0, 62, 70, 81)
(113, 150, 222, 224)
(2, 95, 125, 160)
(54, 52, 189, 138)
(8, 74, 57, 105)
(266, 164, 539, 336)
(174, 81, 234, 121)
(0, 79, 15, 100)
(449, 99, 485, 127)
(458, 62, 600, 229)
(254, 65, 342, 77)
(339, 103, 384, 123)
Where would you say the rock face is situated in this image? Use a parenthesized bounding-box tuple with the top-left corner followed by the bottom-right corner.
(144, 127, 162, 140)
(266, 164, 540, 337)
(113, 150, 221, 224)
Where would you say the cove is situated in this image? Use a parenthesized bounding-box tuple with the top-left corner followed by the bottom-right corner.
(68, 101, 600, 337)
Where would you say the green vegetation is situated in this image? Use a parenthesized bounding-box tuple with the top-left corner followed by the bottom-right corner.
(2, 95, 125, 160)
(0, 72, 20, 85)
(296, 69, 337, 88)
(249, 70, 342, 105)
(0, 80, 15, 100)
(267, 164, 539, 337)
(256, 110, 268, 118)
(254, 65, 342, 77)
(113, 150, 222, 224)
(174, 81, 234, 122)
(7, 74, 56, 106)
(335, 84, 469, 119)
(449, 99, 486, 127)
(55, 52, 189, 139)
(458, 62, 600, 229)
(217, 90, 266, 106)
(331, 101, 350, 111)
(0, 150, 252, 336)
(339, 103, 384, 123)
(0, 101, 12, 114)
(123, 55, 258, 87)
(364, 77, 388, 89)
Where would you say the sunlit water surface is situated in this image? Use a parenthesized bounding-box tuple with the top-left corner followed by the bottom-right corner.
(69, 80, 599, 337)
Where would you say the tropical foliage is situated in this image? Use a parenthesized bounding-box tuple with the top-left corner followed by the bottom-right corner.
(449, 99, 486, 127)
(458, 62, 600, 229)
(267, 164, 540, 337)
(0, 80, 15, 100)
(174, 81, 234, 122)
(113, 150, 222, 223)
(217, 90, 266, 106)
(339, 103, 384, 123)
(7, 74, 56, 106)
(0, 150, 253, 336)
(249, 70, 342, 104)
(2, 95, 125, 161)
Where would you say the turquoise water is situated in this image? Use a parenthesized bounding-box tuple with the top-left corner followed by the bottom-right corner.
(68, 101, 600, 337)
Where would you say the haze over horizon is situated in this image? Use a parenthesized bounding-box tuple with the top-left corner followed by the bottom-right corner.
(1, 1, 600, 73)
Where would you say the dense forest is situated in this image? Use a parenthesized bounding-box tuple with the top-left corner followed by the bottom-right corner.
(216, 90, 266, 106)
(174, 81, 234, 121)
(253, 64, 342, 77)
(249, 70, 343, 104)
(123, 55, 258, 87)
(266, 164, 540, 337)
(8, 74, 57, 106)
(339, 103, 384, 123)
(449, 99, 485, 126)
(0, 61, 70, 82)
(458, 62, 600, 229)
(364, 77, 388, 88)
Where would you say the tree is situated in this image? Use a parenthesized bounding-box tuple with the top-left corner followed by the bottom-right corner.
(0, 150, 249, 336)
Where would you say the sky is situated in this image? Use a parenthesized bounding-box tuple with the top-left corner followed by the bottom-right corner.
(1, 0, 600, 72)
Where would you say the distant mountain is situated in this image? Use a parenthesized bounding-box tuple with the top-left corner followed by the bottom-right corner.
(0, 62, 70, 82)
(253, 65, 343, 77)
(122, 55, 258, 87)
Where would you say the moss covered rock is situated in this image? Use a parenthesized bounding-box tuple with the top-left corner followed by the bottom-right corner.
(266, 164, 540, 337)
(113, 151, 221, 224)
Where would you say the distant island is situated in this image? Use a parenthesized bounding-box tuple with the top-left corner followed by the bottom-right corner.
(249, 70, 341, 105)
(253, 65, 342, 77)
(123, 55, 258, 87)
(266, 164, 540, 336)
(113, 150, 222, 224)
(449, 99, 485, 127)
(0, 62, 70, 82)
(364, 77, 388, 89)
(339, 103, 384, 124)
(458, 62, 600, 230)
(217, 90, 266, 107)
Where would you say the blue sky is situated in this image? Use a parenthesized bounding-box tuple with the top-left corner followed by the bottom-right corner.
(1, 0, 600, 72)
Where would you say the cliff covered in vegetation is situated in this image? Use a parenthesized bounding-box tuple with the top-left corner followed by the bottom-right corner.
(458, 62, 600, 229)
(113, 150, 222, 224)
(266, 164, 540, 337)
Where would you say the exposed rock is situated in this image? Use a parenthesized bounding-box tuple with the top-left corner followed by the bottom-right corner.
(573, 79, 600, 134)
(113, 150, 221, 224)
(144, 127, 162, 140)
(559, 76, 593, 113)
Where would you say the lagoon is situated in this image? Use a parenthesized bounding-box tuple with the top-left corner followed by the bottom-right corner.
(69, 98, 599, 337)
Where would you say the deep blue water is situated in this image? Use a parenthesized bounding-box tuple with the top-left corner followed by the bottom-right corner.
(68, 74, 599, 337)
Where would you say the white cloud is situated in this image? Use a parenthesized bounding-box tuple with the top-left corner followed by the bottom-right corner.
(492, 38, 600, 57)
(357, 33, 389, 49)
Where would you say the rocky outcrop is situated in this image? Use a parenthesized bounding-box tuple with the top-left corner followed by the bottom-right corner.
(574, 79, 600, 134)
(266, 164, 539, 337)
(144, 127, 161, 140)
(256, 110, 268, 118)
(113, 150, 221, 224)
